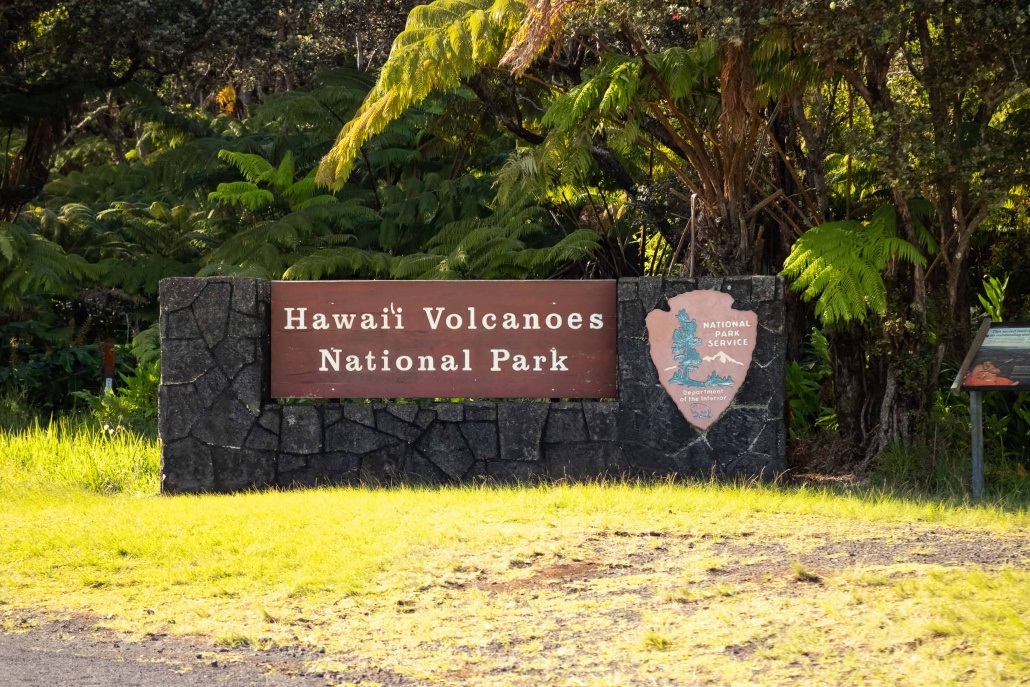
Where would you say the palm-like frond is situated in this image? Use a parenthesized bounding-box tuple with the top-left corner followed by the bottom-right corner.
(782, 205, 928, 327)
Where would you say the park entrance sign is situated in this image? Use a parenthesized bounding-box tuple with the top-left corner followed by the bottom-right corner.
(271, 281, 616, 399)
(158, 276, 785, 493)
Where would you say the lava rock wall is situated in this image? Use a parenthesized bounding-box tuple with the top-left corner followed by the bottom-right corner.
(158, 276, 785, 493)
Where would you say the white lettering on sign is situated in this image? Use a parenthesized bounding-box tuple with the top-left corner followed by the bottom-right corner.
(270, 280, 617, 399)
(319, 348, 473, 372)
(286, 303, 609, 333)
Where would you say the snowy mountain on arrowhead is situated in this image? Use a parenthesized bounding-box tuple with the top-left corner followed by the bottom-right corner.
(702, 351, 743, 365)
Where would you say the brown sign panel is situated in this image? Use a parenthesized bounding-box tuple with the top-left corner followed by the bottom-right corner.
(271, 280, 617, 399)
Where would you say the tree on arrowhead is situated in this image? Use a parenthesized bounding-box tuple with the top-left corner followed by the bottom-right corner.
(670, 309, 703, 387)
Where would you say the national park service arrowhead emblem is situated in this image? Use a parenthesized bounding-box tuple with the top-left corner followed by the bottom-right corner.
(645, 291, 757, 429)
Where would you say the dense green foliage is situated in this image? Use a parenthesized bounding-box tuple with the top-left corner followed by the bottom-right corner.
(1, 0, 1029, 484)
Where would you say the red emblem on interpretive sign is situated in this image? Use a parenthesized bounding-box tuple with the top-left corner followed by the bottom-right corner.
(645, 291, 757, 429)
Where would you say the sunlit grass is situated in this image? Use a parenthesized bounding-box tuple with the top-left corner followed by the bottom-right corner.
(0, 420, 159, 495)
(0, 421, 1028, 684)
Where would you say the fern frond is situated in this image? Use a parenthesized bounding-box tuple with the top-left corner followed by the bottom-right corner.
(317, 0, 525, 188)
(217, 150, 276, 183)
(782, 208, 926, 327)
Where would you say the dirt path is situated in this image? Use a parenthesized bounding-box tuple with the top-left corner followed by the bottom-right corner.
(2, 525, 1027, 686)
(0, 614, 423, 687)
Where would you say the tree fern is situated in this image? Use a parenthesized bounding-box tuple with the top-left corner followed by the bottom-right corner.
(317, 0, 525, 188)
(782, 205, 928, 327)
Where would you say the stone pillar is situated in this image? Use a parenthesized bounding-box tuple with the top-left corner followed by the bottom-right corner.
(616, 276, 786, 478)
(159, 277, 273, 493)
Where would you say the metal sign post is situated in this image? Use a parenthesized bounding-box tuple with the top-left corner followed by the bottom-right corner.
(969, 390, 984, 498)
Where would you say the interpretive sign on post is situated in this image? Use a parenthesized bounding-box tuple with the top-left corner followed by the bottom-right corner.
(952, 320, 1030, 497)
(271, 280, 617, 399)
(956, 322, 1030, 390)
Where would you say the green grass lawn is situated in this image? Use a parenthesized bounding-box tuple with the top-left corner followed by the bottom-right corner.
(1, 423, 1028, 685)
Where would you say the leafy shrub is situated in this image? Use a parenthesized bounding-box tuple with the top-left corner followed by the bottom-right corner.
(73, 358, 160, 437)
(786, 329, 835, 439)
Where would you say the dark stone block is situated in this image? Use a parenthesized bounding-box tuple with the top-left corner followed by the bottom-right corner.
(755, 301, 785, 335)
(160, 278, 205, 312)
(388, 404, 419, 424)
(435, 403, 463, 422)
(752, 276, 776, 302)
(162, 309, 200, 339)
(697, 276, 724, 291)
(279, 453, 307, 473)
(162, 438, 214, 493)
(618, 397, 700, 455)
(497, 402, 548, 462)
(705, 408, 766, 456)
(193, 282, 232, 348)
(737, 361, 774, 407)
(257, 279, 271, 305)
(323, 405, 342, 428)
(486, 460, 545, 484)
(415, 408, 437, 429)
(213, 337, 255, 378)
(276, 467, 321, 489)
(618, 300, 646, 340)
(281, 406, 322, 454)
(603, 443, 626, 472)
(231, 279, 259, 315)
(638, 277, 664, 312)
(228, 309, 263, 338)
(544, 408, 589, 443)
(162, 340, 216, 385)
(460, 422, 498, 460)
(465, 403, 496, 421)
(159, 384, 201, 441)
(746, 422, 777, 456)
(546, 443, 608, 479)
(404, 449, 452, 485)
(376, 409, 422, 443)
(343, 403, 375, 427)
(212, 447, 274, 491)
(753, 331, 783, 369)
(464, 461, 488, 482)
(360, 442, 406, 484)
(309, 451, 360, 479)
(551, 402, 582, 411)
(326, 418, 395, 454)
(583, 402, 618, 441)
(191, 391, 257, 449)
(244, 424, 279, 451)
(617, 279, 638, 302)
(619, 382, 649, 408)
(664, 279, 696, 299)
(616, 441, 679, 478)
(722, 278, 752, 302)
(231, 365, 264, 415)
(194, 367, 230, 409)
(416, 422, 474, 479)
(258, 406, 281, 434)
(671, 437, 716, 476)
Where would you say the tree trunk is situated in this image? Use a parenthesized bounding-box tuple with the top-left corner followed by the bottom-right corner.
(1, 117, 61, 220)
(829, 329, 872, 456)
